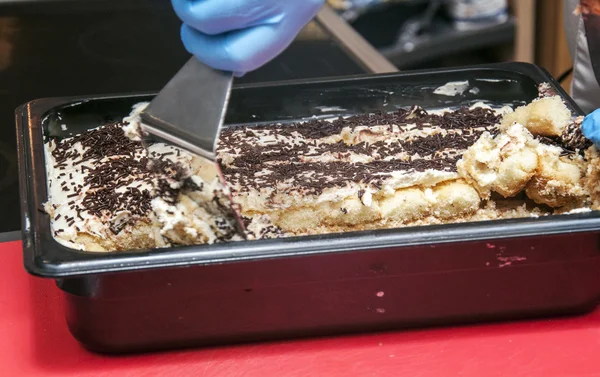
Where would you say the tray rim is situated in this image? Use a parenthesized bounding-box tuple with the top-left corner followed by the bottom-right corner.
(17, 62, 600, 278)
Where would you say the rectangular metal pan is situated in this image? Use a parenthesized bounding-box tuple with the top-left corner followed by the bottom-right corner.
(16, 62, 600, 353)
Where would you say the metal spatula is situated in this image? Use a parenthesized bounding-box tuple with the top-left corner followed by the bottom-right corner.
(139, 57, 247, 236)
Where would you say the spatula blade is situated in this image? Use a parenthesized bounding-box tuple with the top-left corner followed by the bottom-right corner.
(139, 57, 233, 161)
(139, 57, 246, 237)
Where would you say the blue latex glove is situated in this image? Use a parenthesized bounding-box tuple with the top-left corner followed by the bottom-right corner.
(171, 0, 325, 75)
(582, 109, 600, 147)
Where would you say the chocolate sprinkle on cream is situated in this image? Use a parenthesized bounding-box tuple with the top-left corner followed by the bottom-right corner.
(358, 189, 366, 200)
(49, 122, 191, 235)
(218, 106, 501, 195)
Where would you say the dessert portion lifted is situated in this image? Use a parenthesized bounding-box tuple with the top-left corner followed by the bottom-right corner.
(44, 85, 600, 251)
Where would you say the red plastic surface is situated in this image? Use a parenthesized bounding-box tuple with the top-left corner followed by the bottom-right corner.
(2, 240, 600, 376)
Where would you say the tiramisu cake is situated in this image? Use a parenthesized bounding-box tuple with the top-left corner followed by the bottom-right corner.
(44, 85, 600, 252)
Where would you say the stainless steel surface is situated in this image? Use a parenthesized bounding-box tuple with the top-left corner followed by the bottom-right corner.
(315, 4, 398, 74)
(396, 0, 441, 43)
(582, 12, 600, 88)
(140, 58, 233, 161)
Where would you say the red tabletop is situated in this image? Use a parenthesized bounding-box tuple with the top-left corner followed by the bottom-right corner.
(2, 240, 600, 376)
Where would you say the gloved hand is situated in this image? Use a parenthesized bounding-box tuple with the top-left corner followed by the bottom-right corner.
(582, 109, 600, 147)
(171, 0, 326, 76)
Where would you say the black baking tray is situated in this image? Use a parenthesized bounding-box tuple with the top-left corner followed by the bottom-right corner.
(17, 62, 600, 353)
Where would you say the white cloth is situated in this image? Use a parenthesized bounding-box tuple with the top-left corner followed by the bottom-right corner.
(564, 0, 600, 114)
